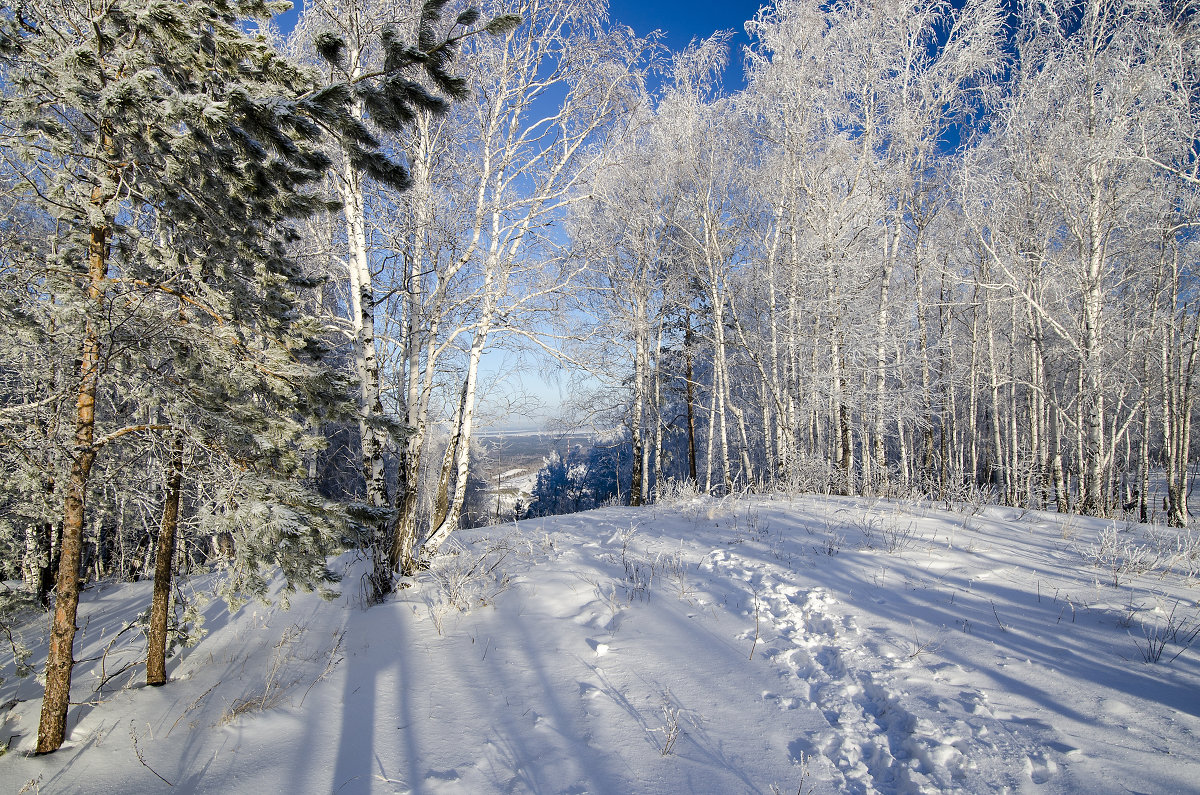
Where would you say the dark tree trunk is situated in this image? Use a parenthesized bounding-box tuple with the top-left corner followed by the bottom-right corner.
(629, 425, 644, 507)
(147, 431, 184, 686)
(34, 518, 56, 608)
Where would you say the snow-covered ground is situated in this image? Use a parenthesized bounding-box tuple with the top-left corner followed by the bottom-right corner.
(3, 494, 1199, 793)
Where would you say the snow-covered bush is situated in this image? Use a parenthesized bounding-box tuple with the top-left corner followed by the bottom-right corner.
(654, 477, 703, 505)
(1084, 524, 1163, 587)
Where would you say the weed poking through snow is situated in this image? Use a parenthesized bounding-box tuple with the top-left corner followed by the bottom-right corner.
(1134, 601, 1200, 664)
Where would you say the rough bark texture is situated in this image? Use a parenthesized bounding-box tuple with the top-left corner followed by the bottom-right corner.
(36, 184, 108, 754)
(339, 82, 391, 597)
(146, 431, 184, 686)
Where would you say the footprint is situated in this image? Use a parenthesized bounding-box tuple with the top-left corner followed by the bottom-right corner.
(1025, 752, 1057, 784)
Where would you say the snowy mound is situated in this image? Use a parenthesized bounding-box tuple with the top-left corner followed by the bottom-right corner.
(3, 495, 1199, 793)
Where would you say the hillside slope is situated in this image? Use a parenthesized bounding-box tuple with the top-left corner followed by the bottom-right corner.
(3, 495, 1199, 793)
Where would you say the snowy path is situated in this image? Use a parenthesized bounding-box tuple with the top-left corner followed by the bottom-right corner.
(706, 546, 1059, 793)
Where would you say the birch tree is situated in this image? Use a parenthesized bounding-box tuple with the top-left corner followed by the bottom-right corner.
(567, 97, 687, 503)
(962, 0, 1181, 516)
(420, 0, 650, 554)
(291, 0, 520, 593)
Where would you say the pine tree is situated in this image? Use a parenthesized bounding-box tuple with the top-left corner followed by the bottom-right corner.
(0, 0, 400, 753)
(1, 0, 524, 752)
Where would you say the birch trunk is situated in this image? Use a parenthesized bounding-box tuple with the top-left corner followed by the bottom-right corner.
(1028, 303, 1046, 507)
(872, 232, 897, 492)
(984, 286, 1005, 496)
(968, 294, 981, 487)
(684, 318, 698, 483)
(335, 56, 391, 593)
(832, 327, 853, 495)
(629, 310, 647, 506)
(652, 323, 665, 496)
(915, 258, 935, 479)
(1138, 393, 1150, 522)
(391, 112, 439, 577)
(423, 258, 501, 554)
(710, 285, 732, 494)
(1078, 164, 1107, 516)
(704, 375, 717, 494)
(1166, 289, 1200, 528)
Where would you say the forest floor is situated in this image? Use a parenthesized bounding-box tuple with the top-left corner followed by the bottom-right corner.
(3, 493, 1199, 793)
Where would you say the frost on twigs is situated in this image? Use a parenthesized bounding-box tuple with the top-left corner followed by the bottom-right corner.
(421, 534, 515, 635)
(0, 586, 38, 686)
(1084, 523, 1167, 587)
(647, 694, 694, 757)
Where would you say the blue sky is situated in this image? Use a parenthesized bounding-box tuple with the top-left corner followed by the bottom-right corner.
(274, 2, 771, 81)
(608, 1, 768, 59)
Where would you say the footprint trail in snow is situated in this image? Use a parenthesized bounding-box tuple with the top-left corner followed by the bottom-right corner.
(705, 546, 1073, 793)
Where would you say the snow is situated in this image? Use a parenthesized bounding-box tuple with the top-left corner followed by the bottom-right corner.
(3, 495, 1199, 793)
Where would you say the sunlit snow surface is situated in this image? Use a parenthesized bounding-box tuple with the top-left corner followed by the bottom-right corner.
(3, 495, 1199, 793)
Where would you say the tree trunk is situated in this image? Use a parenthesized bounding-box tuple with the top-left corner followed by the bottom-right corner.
(684, 318, 698, 483)
(147, 431, 184, 686)
(915, 259, 935, 482)
(984, 287, 1005, 498)
(711, 293, 733, 495)
(830, 324, 853, 495)
(1139, 393, 1150, 523)
(430, 398, 464, 536)
(1028, 305, 1047, 508)
(629, 312, 647, 506)
(391, 110, 438, 577)
(1167, 295, 1200, 527)
(968, 294, 981, 486)
(337, 53, 391, 597)
(652, 323, 665, 496)
(761, 379, 773, 489)
(423, 274, 498, 556)
(24, 512, 55, 608)
(872, 235, 897, 493)
(704, 374, 717, 494)
(1049, 395, 1069, 512)
(37, 173, 110, 754)
(1078, 155, 1107, 516)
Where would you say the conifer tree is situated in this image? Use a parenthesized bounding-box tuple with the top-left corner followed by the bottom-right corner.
(0, 0, 494, 753)
(1, 0, 521, 751)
